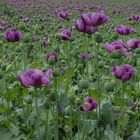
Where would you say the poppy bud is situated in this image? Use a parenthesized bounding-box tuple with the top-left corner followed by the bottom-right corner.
(79, 79, 90, 89)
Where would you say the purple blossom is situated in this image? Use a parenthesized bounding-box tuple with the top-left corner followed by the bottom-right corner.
(59, 11, 69, 20)
(58, 29, 71, 40)
(81, 12, 109, 26)
(115, 25, 134, 35)
(4, 30, 22, 42)
(112, 64, 134, 81)
(80, 97, 98, 112)
(80, 53, 94, 59)
(128, 14, 140, 21)
(75, 19, 98, 34)
(127, 39, 140, 49)
(17, 69, 52, 88)
(103, 40, 127, 54)
(41, 39, 48, 47)
(45, 51, 58, 61)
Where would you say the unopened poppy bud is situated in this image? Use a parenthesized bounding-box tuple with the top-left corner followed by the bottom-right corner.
(18, 23, 26, 31)
(79, 79, 90, 89)
(111, 34, 119, 40)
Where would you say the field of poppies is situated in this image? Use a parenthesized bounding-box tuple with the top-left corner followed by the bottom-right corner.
(0, 0, 140, 140)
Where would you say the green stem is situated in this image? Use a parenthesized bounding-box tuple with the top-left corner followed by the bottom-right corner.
(45, 110, 49, 140)
(84, 34, 89, 78)
(34, 88, 40, 139)
(54, 79, 59, 140)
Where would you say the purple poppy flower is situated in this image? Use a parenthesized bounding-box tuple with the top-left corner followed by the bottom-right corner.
(59, 11, 69, 20)
(23, 18, 30, 22)
(112, 64, 134, 81)
(4, 30, 22, 42)
(128, 14, 140, 21)
(58, 29, 71, 40)
(114, 25, 134, 35)
(80, 53, 94, 59)
(75, 19, 98, 34)
(80, 53, 87, 59)
(103, 40, 127, 54)
(80, 97, 98, 112)
(45, 51, 58, 61)
(127, 39, 140, 49)
(17, 69, 52, 88)
(32, 35, 36, 42)
(81, 12, 109, 26)
(41, 39, 48, 47)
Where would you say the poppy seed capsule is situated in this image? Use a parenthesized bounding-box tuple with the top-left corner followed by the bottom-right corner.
(18, 23, 26, 31)
(79, 79, 90, 89)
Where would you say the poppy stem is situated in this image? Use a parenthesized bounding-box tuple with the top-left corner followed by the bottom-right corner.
(54, 78, 59, 140)
(34, 88, 40, 139)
